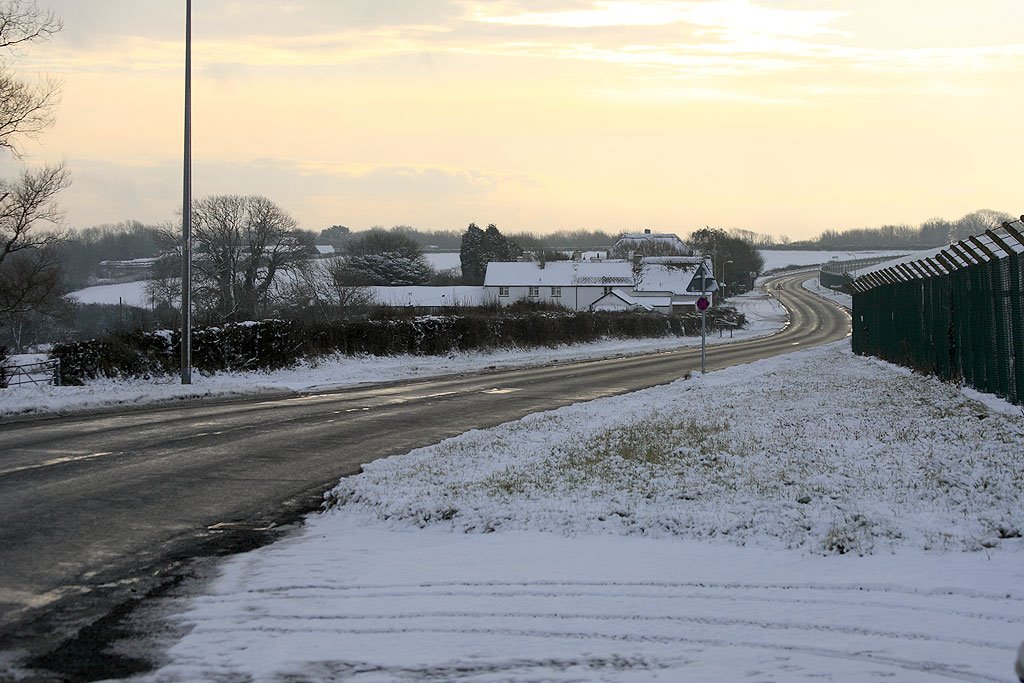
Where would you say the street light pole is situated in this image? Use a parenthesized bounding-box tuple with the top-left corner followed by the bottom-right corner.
(722, 260, 733, 299)
(180, 0, 192, 384)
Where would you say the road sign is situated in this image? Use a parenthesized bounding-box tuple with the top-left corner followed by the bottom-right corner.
(696, 296, 709, 311)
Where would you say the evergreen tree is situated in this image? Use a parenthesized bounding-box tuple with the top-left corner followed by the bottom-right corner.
(483, 223, 521, 262)
(459, 223, 486, 283)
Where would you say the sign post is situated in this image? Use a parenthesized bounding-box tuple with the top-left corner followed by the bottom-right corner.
(697, 261, 710, 372)
(697, 293, 709, 373)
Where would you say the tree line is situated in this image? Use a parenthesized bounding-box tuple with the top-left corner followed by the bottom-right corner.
(785, 209, 1016, 250)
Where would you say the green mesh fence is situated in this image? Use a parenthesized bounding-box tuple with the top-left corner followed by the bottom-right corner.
(851, 221, 1024, 406)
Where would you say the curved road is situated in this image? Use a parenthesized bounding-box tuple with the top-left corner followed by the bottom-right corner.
(0, 272, 849, 680)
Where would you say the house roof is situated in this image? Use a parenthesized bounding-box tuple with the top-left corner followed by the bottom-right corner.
(635, 256, 711, 293)
(484, 260, 633, 287)
(626, 292, 673, 307)
(591, 289, 656, 311)
(612, 232, 688, 253)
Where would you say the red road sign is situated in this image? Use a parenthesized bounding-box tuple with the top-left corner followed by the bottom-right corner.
(696, 296, 710, 311)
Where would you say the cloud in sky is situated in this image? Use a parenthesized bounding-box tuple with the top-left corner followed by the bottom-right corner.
(41, 156, 535, 230)
(10, 0, 1024, 237)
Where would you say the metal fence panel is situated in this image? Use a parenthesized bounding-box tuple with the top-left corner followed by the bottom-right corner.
(851, 220, 1024, 406)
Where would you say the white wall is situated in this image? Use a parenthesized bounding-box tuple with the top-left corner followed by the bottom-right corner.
(486, 285, 613, 310)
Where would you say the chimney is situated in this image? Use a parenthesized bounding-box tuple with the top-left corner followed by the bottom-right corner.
(644, 228, 651, 234)
(572, 250, 582, 261)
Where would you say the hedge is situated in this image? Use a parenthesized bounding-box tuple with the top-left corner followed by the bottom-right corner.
(51, 308, 743, 385)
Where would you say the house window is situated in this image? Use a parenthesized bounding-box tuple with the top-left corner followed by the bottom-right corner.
(551, 286, 561, 297)
(528, 286, 540, 297)
(498, 286, 509, 297)
(603, 286, 614, 294)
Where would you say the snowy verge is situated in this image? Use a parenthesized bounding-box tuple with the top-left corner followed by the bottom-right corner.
(802, 275, 853, 309)
(0, 290, 786, 419)
(330, 341, 1024, 555)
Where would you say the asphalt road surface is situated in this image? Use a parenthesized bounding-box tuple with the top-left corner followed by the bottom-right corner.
(0, 272, 850, 681)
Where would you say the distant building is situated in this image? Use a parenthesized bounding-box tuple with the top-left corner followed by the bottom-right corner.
(610, 229, 689, 257)
(483, 256, 716, 313)
(97, 257, 159, 280)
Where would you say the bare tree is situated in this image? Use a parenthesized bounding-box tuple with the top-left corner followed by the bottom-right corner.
(190, 194, 308, 323)
(277, 258, 372, 322)
(0, 1, 62, 157)
(0, 1, 66, 337)
(0, 164, 68, 321)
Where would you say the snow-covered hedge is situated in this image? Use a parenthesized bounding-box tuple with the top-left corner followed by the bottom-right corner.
(51, 309, 744, 384)
(0, 346, 9, 388)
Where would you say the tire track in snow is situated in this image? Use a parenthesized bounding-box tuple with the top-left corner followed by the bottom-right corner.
(185, 609, 1012, 650)
(175, 624, 1007, 682)
(197, 586, 1024, 626)
(232, 579, 1024, 604)
(177, 578, 1016, 682)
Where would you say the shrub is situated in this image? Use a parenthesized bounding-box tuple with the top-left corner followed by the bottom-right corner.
(50, 307, 745, 383)
(0, 346, 9, 388)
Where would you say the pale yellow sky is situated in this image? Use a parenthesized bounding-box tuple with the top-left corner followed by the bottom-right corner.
(8, 0, 1024, 239)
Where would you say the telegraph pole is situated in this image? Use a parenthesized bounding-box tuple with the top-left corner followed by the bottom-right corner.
(180, 0, 192, 384)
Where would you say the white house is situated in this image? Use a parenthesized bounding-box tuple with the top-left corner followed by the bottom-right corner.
(483, 256, 717, 313)
(483, 260, 634, 311)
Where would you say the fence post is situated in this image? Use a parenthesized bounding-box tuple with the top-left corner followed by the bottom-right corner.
(53, 358, 61, 387)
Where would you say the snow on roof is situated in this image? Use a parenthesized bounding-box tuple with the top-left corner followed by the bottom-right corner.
(592, 289, 667, 310)
(635, 257, 708, 294)
(591, 289, 650, 311)
(484, 260, 633, 287)
(620, 290, 672, 307)
(99, 257, 159, 267)
(314, 244, 336, 255)
(612, 232, 688, 251)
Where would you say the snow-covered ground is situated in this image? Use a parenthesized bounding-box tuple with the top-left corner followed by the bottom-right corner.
(136, 341, 1024, 683)
(423, 252, 461, 271)
(1, 289, 787, 419)
(803, 277, 853, 309)
(69, 280, 151, 307)
(760, 249, 907, 273)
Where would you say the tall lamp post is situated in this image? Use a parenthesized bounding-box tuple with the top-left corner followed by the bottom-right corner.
(722, 260, 733, 299)
(180, 0, 192, 384)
